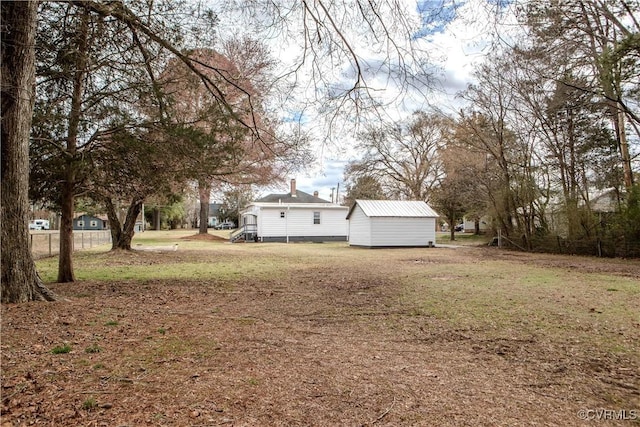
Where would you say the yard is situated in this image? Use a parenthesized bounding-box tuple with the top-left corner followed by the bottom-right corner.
(2, 230, 639, 426)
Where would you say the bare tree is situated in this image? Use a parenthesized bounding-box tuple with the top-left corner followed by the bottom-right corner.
(348, 111, 446, 201)
(217, 184, 256, 226)
(432, 123, 490, 240)
(512, 53, 618, 240)
(458, 50, 541, 243)
(518, 0, 639, 188)
(342, 175, 387, 207)
(217, 0, 434, 140)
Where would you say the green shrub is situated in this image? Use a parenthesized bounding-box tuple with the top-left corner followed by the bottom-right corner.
(82, 397, 98, 410)
(51, 344, 71, 354)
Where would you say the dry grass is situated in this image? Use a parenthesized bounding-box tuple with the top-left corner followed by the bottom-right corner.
(2, 230, 639, 426)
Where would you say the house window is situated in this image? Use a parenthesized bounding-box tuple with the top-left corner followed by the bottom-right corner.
(280, 211, 285, 218)
(313, 211, 320, 224)
(77, 220, 85, 228)
(90, 220, 98, 228)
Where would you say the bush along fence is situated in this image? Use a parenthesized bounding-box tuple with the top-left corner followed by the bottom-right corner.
(29, 230, 112, 259)
(500, 234, 640, 258)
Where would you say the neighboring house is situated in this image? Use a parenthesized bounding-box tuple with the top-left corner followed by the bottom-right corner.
(589, 188, 623, 213)
(463, 216, 490, 233)
(346, 200, 439, 248)
(73, 214, 108, 230)
(235, 179, 349, 242)
(207, 203, 223, 227)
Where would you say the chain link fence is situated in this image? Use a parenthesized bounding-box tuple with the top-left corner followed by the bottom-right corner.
(30, 230, 112, 259)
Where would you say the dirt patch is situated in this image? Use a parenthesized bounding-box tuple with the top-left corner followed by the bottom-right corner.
(2, 245, 639, 426)
(180, 233, 228, 242)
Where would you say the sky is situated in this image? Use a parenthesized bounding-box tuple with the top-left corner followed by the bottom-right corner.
(211, 0, 509, 202)
(289, 0, 504, 202)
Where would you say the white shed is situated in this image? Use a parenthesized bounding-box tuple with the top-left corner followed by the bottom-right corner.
(346, 200, 439, 248)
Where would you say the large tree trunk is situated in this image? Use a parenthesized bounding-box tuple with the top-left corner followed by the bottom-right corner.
(57, 183, 76, 282)
(152, 208, 161, 230)
(1, 0, 56, 302)
(198, 181, 211, 234)
(615, 105, 634, 189)
(119, 199, 143, 250)
(57, 7, 89, 283)
(105, 197, 143, 250)
(105, 198, 124, 250)
(448, 213, 456, 241)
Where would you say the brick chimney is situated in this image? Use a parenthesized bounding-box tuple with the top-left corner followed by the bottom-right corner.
(290, 179, 297, 197)
(313, 191, 318, 198)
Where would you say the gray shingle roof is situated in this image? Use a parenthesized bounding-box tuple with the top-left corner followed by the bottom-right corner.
(256, 190, 331, 204)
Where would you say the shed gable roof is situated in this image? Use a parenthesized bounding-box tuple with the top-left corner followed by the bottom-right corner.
(346, 200, 439, 219)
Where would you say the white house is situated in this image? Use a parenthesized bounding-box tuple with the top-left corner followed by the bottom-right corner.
(589, 188, 623, 213)
(463, 216, 490, 233)
(234, 179, 349, 242)
(346, 200, 439, 248)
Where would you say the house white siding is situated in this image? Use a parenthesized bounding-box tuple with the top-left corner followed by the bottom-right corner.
(279, 207, 347, 237)
(258, 208, 288, 237)
(245, 204, 348, 242)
